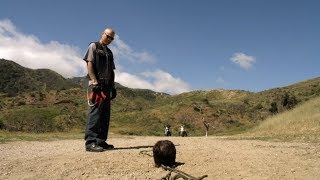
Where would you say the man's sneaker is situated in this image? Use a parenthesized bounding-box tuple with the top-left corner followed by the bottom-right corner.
(86, 143, 104, 152)
(99, 142, 114, 150)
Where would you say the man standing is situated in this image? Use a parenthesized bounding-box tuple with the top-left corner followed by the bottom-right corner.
(83, 28, 117, 152)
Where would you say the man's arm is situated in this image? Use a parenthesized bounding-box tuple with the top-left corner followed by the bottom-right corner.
(83, 43, 98, 85)
(87, 61, 98, 85)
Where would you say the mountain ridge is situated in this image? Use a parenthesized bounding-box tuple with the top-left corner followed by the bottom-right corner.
(0, 59, 80, 96)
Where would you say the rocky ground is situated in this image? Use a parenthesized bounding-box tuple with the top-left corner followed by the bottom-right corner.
(1, 135, 320, 180)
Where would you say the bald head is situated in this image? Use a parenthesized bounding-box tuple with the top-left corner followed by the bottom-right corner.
(104, 28, 115, 36)
(100, 28, 115, 46)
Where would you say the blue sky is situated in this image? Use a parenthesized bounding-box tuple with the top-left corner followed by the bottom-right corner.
(1, 0, 319, 94)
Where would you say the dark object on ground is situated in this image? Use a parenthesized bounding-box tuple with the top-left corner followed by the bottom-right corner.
(153, 140, 176, 167)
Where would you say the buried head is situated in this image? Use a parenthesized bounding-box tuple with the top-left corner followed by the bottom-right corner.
(153, 140, 176, 167)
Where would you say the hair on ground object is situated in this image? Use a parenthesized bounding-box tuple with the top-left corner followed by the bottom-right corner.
(153, 140, 176, 167)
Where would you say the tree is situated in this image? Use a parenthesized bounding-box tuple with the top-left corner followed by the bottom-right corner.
(269, 102, 278, 113)
(282, 93, 298, 109)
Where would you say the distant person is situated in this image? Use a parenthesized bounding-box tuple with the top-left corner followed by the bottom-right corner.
(164, 125, 171, 136)
(180, 125, 187, 137)
(83, 27, 117, 152)
(203, 121, 210, 137)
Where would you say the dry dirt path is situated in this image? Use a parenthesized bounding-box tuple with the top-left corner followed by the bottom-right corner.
(0, 136, 320, 180)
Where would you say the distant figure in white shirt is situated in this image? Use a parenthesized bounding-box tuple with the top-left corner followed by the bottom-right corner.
(164, 125, 171, 136)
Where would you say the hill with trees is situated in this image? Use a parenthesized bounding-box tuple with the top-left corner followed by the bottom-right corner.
(0, 59, 79, 96)
(0, 59, 319, 136)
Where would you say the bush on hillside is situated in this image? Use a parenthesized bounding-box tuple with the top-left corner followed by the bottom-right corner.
(269, 102, 278, 113)
(1, 107, 83, 133)
(281, 93, 298, 109)
(53, 115, 77, 131)
(254, 103, 263, 110)
(0, 118, 4, 129)
(2, 108, 58, 132)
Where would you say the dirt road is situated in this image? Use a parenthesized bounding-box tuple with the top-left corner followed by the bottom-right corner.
(0, 136, 319, 180)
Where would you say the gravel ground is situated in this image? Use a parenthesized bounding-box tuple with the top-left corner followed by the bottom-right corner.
(0, 136, 320, 180)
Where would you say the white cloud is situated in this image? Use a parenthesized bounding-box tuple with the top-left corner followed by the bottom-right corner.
(0, 19, 86, 78)
(115, 70, 154, 90)
(116, 69, 191, 94)
(0, 19, 190, 94)
(110, 35, 191, 94)
(230, 52, 256, 70)
(110, 35, 156, 64)
(142, 70, 191, 94)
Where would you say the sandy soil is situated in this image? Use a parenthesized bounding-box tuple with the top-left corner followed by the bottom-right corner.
(0, 136, 320, 180)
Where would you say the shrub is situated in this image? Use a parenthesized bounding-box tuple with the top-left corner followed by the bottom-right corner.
(269, 102, 278, 113)
(0, 118, 4, 129)
(255, 103, 263, 110)
(2, 107, 60, 132)
(282, 93, 298, 109)
(16, 100, 26, 106)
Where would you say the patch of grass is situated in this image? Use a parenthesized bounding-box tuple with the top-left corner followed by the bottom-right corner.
(1, 107, 61, 132)
(0, 129, 83, 143)
(240, 96, 320, 142)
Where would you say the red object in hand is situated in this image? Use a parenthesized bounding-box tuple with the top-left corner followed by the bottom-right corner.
(89, 91, 107, 105)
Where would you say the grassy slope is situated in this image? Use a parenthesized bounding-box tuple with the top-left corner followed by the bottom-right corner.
(242, 96, 320, 142)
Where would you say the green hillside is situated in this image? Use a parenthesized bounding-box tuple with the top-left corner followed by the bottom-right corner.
(111, 75, 320, 136)
(247, 77, 320, 113)
(110, 89, 257, 136)
(243, 96, 320, 142)
(0, 59, 79, 96)
(0, 59, 319, 138)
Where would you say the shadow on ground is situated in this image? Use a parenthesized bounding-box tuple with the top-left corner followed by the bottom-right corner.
(112, 145, 154, 150)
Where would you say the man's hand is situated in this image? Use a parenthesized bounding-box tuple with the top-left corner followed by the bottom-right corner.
(92, 83, 101, 92)
(111, 88, 117, 100)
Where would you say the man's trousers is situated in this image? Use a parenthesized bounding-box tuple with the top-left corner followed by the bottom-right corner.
(85, 87, 111, 145)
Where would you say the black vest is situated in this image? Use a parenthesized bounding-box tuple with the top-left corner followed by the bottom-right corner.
(93, 42, 115, 86)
